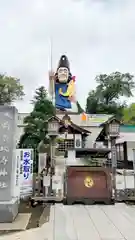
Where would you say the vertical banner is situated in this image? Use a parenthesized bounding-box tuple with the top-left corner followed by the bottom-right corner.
(12, 149, 21, 200)
(19, 149, 34, 198)
(38, 153, 47, 174)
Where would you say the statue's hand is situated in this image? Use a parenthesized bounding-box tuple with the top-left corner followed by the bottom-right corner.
(59, 88, 62, 95)
(49, 70, 55, 81)
(59, 88, 69, 97)
(68, 96, 76, 102)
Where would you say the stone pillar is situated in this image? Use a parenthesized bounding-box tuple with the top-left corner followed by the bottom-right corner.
(0, 106, 19, 222)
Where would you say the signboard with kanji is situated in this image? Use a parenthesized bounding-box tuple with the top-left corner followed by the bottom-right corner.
(0, 106, 17, 201)
(12, 149, 21, 199)
(19, 149, 34, 198)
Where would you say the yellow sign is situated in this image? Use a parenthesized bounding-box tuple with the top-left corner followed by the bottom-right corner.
(84, 176, 94, 188)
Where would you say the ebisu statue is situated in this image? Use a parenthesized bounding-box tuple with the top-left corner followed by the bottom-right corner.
(49, 55, 78, 112)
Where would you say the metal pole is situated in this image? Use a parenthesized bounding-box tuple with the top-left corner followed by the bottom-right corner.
(49, 37, 55, 107)
(50, 136, 56, 196)
(49, 137, 53, 196)
(111, 137, 117, 201)
(132, 149, 135, 195)
(63, 131, 68, 200)
(64, 131, 68, 163)
(123, 169, 126, 191)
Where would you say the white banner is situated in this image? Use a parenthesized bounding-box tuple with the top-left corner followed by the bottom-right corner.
(52, 175, 62, 190)
(38, 153, 47, 174)
(19, 149, 34, 198)
(12, 149, 21, 200)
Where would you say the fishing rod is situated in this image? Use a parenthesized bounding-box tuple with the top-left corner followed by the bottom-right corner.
(49, 37, 55, 107)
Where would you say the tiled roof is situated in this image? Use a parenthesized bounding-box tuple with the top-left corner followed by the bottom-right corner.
(56, 113, 113, 127)
(48, 115, 91, 134)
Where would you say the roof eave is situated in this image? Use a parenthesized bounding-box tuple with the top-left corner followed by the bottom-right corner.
(47, 115, 91, 134)
(99, 116, 121, 127)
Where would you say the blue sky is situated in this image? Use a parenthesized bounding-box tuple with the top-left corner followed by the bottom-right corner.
(0, 0, 135, 112)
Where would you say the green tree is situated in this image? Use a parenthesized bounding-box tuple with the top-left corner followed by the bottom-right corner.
(122, 103, 135, 125)
(96, 72, 134, 104)
(18, 86, 55, 172)
(0, 74, 24, 104)
(76, 101, 84, 113)
(86, 72, 134, 118)
(19, 86, 55, 149)
(86, 90, 99, 114)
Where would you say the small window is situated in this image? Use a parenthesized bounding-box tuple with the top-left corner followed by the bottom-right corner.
(58, 139, 74, 152)
(119, 144, 124, 161)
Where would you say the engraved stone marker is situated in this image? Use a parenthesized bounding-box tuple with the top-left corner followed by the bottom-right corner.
(0, 106, 18, 222)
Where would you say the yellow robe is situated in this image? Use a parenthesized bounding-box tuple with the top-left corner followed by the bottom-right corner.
(59, 80, 75, 98)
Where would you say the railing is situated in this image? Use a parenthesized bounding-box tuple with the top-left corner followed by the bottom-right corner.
(105, 159, 133, 169)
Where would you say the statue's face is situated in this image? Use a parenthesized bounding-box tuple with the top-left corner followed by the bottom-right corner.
(57, 67, 69, 83)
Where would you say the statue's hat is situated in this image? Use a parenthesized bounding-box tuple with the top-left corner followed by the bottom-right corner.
(57, 55, 70, 70)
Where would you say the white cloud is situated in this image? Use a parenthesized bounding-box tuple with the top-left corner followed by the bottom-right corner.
(0, 0, 135, 112)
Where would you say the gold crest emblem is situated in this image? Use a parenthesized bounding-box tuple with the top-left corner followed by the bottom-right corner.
(84, 176, 94, 188)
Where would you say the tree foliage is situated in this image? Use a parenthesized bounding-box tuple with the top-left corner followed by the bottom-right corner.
(122, 103, 135, 125)
(0, 74, 24, 104)
(86, 72, 134, 118)
(19, 86, 55, 149)
(76, 101, 84, 113)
